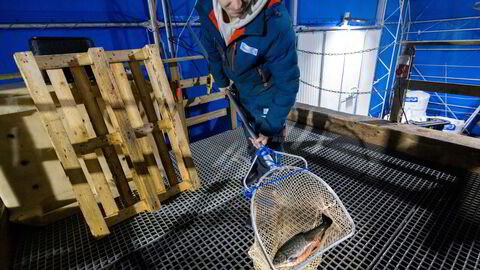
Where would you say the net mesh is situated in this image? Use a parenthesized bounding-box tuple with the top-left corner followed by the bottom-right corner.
(249, 166, 355, 269)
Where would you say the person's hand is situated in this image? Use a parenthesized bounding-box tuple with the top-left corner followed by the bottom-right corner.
(249, 133, 269, 148)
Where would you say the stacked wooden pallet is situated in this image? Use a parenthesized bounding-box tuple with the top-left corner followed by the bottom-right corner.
(13, 45, 204, 238)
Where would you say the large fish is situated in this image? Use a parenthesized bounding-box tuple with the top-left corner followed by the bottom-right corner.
(272, 214, 333, 269)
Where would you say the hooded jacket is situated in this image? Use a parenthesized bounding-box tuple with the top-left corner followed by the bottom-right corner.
(195, 0, 300, 136)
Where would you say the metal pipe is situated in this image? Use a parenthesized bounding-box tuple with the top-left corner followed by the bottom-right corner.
(147, 0, 161, 47)
(0, 21, 198, 30)
(410, 74, 480, 82)
(406, 27, 480, 34)
(415, 48, 480, 51)
(0, 22, 153, 29)
(295, 25, 382, 32)
(290, 0, 298, 26)
(161, 0, 175, 57)
(414, 63, 480, 68)
(411, 16, 480, 24)
(428, 102, 478, 110)
(381, 0, 405, 118)
(428, 107, 476, 114)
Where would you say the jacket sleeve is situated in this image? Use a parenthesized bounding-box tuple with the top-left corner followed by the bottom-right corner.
(258, 17, 300, 137)
(198, 18, 230, 88)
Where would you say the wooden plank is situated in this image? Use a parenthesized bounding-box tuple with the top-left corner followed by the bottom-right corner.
(407, 80, 480, 97)
(129, 61, 178, 188)
(35, 49, 146, 70)
(402, 40, 480, 46)
(73, 132, 122, 155)
(143, 45, 201, 190)
(47, 69, 119, 216)
(169, 62, 189, 143)
(142, 56, 191, 188)
(390, 79, 408, 123)
(163, 55, 204, 64)
(35, 51, 203, 70)
(178, 76, 209, 88)
(288, 103, 480, 174)
(14, 52, 110, 238)
(158, 181, 192, 202)
(105, 201, 147, 227)
(88, 48, 161, 211)
(183, 92, 226, 107)
(186, 108, 228, 127)
(70, 66, 135, 207)
(228, 96, 237, 129)
(111, 63, 167, 193)
(0, 73, 22, 80)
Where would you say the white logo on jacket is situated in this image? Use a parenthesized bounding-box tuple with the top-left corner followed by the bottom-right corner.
(240, 42, 258, 56)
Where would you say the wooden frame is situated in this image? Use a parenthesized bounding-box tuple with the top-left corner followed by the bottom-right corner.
(289, 103, 480, 174)
(175, 76, 237, 130)
(14, 45, 200, 238)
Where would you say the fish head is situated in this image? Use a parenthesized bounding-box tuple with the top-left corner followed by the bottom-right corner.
(273, 252, 297, 269)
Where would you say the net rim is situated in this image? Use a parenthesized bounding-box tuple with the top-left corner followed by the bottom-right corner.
(250, 165, 356, 270)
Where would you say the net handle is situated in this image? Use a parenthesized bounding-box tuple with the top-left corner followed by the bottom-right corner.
(243, 150, 308, 190)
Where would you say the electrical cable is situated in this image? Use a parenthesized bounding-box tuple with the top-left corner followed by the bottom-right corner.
(176, 0, 199, 57)
(168, 37, 204, 75)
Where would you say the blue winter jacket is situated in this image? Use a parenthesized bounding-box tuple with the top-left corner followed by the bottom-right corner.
(195, 0, 300, 136)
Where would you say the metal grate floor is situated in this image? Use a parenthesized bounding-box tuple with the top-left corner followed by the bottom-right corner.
(13, 121, 480, 270)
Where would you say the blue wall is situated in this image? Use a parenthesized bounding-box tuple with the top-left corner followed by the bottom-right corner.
(0, 0, 231, 143)
(407, 0, 480, 134)
(369, 0, 480, 135)
(297, 0, 379, 26)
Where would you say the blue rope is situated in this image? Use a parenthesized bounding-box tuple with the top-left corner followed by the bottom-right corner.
(255, 146, 276, 162)
(243, 167, 308, 200)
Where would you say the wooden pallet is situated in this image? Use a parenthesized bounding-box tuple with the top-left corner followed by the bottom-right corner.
(176, 75, 237, 130)
(13, 45, 200, 238)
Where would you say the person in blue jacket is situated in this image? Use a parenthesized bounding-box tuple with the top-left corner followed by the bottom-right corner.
(195, 0, 300, 183)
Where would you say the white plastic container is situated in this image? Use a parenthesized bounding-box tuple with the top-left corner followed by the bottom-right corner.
(402, 90, 431, 123)
(430, 116, 466, 134)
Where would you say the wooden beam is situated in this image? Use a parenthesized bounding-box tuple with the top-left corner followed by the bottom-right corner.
(228, 96, 237, 129)
(129, 61, 179, 188)
(47, 69, 119, 216)
(163, 55, 204, 63)
(0, 73, 22, 80)
(105, 201, 148, 227)
(111, 62, 167, 194)
(183, 92, 226, 107)
(158, 181, 192, 202)
(288, 103, 480, 174)
(72, 131, 121, 155)
(71, 66, 135, 207)
(402, 40, 480, 46)
(35, 51, 204, 70)
(14, 51, 110, 238)
(186, 109, 228, 127)
(35, 49, 146, 70)
(143, 45, 201, 190)
(407, 80, 480, 97)
(390, 79, 408, 123)
(178, 76, 209, 88)
(168, 62, 189, 143)
(88, 47, 161, 211)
